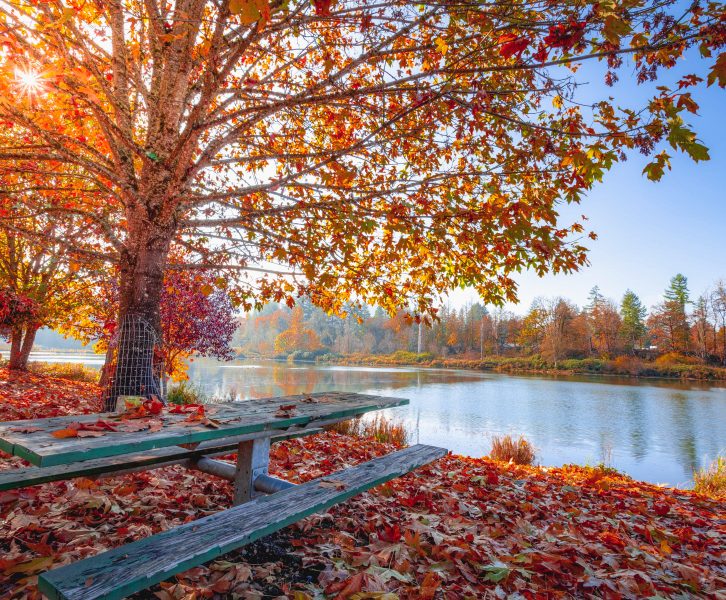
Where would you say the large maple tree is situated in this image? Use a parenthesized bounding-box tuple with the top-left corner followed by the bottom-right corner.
(0, 0, 724, 398)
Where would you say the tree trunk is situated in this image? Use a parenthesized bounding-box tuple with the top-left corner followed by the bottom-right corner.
(8, 326, 22, 369)
(98, 344, 116, 389)
(7, 324, 38, 370)
(102, 218, 174, 411)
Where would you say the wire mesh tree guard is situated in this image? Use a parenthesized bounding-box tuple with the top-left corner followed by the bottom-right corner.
(103, 314, 163, 412)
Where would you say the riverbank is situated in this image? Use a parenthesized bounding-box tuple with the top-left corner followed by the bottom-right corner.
(1, 369, 724, 598)
(318, 351, 726, 381)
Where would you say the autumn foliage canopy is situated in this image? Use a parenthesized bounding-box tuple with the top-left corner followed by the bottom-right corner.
(0, 0, 723, 329)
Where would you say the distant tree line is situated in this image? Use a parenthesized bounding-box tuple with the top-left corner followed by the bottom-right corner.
(236, 275, 726, 366)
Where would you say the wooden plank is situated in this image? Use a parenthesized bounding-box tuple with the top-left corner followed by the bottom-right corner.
(232, 437, 270, 505)
(0, 392, 408, 467)
(38, 444, 447, 600)
(0, 428, 322, 492)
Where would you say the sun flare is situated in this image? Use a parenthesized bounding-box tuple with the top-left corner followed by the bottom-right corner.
(14, 68, 43, 96)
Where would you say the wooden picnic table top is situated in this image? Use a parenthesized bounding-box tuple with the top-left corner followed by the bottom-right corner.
(0, 392, 408, 468)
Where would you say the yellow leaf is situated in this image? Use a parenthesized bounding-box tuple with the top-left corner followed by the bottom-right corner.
(4, 556, 54, 575)
(603, 15, 631, 45)
(200, 283, 213, 296)
(230, 0, 270, 26)
(434, 37, 448, 56)
(552, 95, 563, 109)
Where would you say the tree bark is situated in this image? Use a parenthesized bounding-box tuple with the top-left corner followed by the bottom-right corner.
(102, 216, 175, 411)
(8, 326, 23, 369)
(7, 324, 38, 370)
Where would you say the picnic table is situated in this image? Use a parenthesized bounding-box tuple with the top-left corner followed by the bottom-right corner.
(0, 392, 447, 600)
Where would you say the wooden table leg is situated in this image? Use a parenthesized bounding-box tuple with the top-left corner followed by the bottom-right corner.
(232, 437, 271, 505)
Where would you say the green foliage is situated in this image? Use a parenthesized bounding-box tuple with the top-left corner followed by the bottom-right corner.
(664, 274, 690, 308)
(287, 348, 329, 362)
(620, 290, 647, 349)
(390, 351, 434, 363)
(166, 381, 208, 405)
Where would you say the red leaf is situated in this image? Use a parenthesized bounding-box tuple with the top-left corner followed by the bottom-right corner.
(498, 34, 530, 60)
(313, 0, 333, 17)
(654, 502, 670, 516)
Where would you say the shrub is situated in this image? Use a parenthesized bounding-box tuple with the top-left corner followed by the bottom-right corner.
(612, 355, 643, 375)
(489, 434, 536, 465)
(27, 361, 100, 383)
(287, 348, 329, 362)
(314, 352, 341, 363)
(166, 381, 207, 405)
(693, 456, 726, 499)
(328, 414, 409, 447)
(654, 352, 702, 366)
(390, 350, 434, 364)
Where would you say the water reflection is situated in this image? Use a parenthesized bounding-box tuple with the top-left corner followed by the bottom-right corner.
(25, 353, 725, 487)
(182, 359, 726, 487)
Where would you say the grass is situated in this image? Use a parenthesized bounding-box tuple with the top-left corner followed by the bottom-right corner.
(489, 434, 536, 465)
(166, 381, 208, 405)
(25, 361, 100, 383)
(328, 414, 409, 446)
(693, 455, 726, 499)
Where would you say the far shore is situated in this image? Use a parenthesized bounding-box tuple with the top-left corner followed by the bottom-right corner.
(306, 352, 726, 382)
(5, 348, 726, 384)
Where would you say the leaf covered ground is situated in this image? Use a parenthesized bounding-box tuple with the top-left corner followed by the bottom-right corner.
(0, 368, 724, 599)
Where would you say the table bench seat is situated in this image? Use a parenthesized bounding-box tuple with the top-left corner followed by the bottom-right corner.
(0, 428, 321, 492)
(39, 444, 447, 600)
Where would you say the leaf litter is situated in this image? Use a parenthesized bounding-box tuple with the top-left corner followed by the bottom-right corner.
(0, 367, 724, 599)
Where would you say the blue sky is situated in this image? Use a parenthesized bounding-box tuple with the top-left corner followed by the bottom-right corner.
(453, 53, 726, 314)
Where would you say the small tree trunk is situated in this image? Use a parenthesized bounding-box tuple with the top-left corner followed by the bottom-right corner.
(18, 325, 37, 368)
(8, 326, 23, 370)
(8, 324, 38, 370)
(103, 217, 173, 411)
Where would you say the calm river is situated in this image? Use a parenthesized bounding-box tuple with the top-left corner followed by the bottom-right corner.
(28, 353, 726, 487)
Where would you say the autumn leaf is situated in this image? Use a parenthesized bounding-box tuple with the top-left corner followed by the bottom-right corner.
(498, 34, 530, 60)
(51, 427, 79, 438)
(603, 15, 631, 45)
(707, 52, 726, 88)
(230, 0, 270, 25)
(313, 0, 333, 17)
(9, 426, 43, 433)
(3, 556, 54, 575)
(275, 403, 297, 418)
(318, 478, 347, 490)
(76, 430, 105, 438)
(481, 564, 511, 583)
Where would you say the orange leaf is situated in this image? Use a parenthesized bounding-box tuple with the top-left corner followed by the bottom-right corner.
(51, 428, 79, 438)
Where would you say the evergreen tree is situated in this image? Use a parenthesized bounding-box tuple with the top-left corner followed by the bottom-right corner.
(648, 275, 691, 353)
(620, 290, 647, 351)
(586, 286, 605, 312)
(664, 274, 690, 308)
